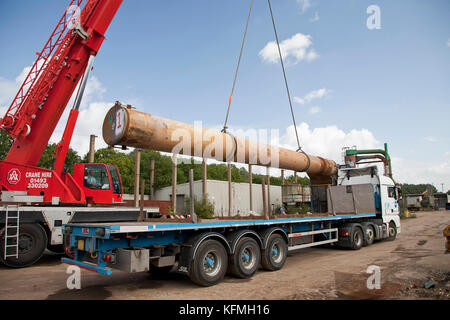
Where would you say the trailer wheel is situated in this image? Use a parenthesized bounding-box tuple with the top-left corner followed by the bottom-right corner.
(229, 237, 261, 279)
(0, 223, 47, 268)
(261, 234, 287, 271)
(388, 221, 397, 241)
(364, 225, 375, 246)
(189, 240, 228, 287)
(351, 227, 364, 250)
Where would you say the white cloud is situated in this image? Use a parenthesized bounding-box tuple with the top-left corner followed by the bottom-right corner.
(310, 11, 320, 22)
(392, 155, 450, 191)
(259, 33, 318, 65)
(446, 38, 450, 47)
(297, 0, 312, 13)
(51, 101, 112, 156)
(0, 64, 114, 157)
(309, 106, 321, 114)
(424, 136, 438, 143)
(49, 76, 112, 156)
(279, 123, 380, 165)
(0, 77, 18, 114)
(0, 59, 47, 118)
(294, 88, 330, 104)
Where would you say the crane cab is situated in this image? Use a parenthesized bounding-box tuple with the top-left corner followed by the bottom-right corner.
(73, 163, 123, 205)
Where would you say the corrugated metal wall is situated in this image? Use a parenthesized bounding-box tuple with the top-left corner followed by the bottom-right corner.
(154, 180, 282, 217)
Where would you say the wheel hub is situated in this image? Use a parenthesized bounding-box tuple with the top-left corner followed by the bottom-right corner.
(18, 234, 33, 254)
(240, 247, 256, 269)
(272, 247, 278, 256)
(271, 243, 283, 263)
(203, 251, 221, 277)
(205, 256, 214, 268)
(389, 227, 396, 237)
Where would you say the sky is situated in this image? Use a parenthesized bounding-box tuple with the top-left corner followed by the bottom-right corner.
(0, 0, 449, 191)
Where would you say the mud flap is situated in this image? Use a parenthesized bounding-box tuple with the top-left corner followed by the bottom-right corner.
(176, 245, 192, 275)
(175, 232, 231, 275)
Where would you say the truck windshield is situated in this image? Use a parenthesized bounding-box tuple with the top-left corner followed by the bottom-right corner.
(108, 165, 122, 194)
(388, 187, 397, 200)
(84, 165, 110, 190)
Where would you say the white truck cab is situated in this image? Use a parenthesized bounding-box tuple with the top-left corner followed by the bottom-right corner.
(337, 165, 401, 237)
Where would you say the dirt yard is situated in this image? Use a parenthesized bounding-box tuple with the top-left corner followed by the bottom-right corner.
(0, 210, 449, 300)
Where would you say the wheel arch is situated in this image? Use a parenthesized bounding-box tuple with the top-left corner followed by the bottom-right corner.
(227, 229, 263, 254)
(260, 227, 288, 250)
(191, 232, 232, 259)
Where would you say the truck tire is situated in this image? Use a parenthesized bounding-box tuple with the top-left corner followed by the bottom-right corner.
(364, 225, 375, 246)
(189, 240, 228, 287)
(261, 234, 287, 271)
(0, 223, 47, 268)
(388, 221, 397, 241)
(47, 244, 65, 254)
(229, 237, 261, 279)
(351, 227, 364, 250)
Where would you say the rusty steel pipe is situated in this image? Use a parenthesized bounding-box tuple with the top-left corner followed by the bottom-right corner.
(102, 103, 338, 178)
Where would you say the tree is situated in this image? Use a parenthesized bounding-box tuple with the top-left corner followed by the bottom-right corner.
(138, 149, 176, 192)
(0, 131, 12, 160)
(400, 184, 437, 195)
(1, 131, 81, 174)
(38, 143, 81, 174)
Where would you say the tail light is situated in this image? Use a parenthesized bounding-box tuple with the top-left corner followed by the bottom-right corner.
(103, 253, 115, 263)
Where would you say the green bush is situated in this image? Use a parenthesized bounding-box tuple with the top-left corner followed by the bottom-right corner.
(195, 198, 215, 219)
(282, 204, 310, 215)
(185, 197, 215, 219)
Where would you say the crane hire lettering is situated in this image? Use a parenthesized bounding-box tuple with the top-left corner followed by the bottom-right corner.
(25, 171, 52, 189)
(25, 172, 52, 178)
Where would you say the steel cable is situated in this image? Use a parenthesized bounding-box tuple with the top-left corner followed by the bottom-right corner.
(267, 0, 311, 172)
(222, 0, 254, 133)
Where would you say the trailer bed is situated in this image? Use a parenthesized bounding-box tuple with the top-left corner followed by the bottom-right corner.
(62, 212, 379, 281)
(67, 213, 376, 235)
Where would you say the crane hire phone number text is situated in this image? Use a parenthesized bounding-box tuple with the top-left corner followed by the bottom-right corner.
(26, 172, 52, 189)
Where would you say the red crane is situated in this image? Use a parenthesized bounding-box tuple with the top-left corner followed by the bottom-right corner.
(0, 0, 124, 205)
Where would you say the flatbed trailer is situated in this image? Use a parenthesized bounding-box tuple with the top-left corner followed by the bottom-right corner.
(62, 212, 396, 286)
(0, 205, 160, 267)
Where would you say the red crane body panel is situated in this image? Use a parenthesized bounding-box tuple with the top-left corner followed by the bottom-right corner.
(5, 0, 122, 167)
(0, 0, 123, 205)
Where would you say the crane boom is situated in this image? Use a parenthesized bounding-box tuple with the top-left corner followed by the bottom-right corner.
(0, 0, 123, 205)
(1, 0, 122, 168)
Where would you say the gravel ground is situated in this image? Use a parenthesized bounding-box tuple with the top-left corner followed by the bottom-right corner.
(0, 210, 448, 300)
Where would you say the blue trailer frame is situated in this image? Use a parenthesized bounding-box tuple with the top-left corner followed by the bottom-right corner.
(62, 213, 377, 279)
